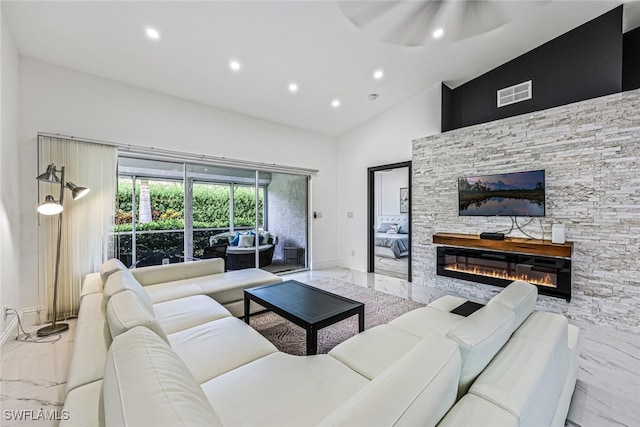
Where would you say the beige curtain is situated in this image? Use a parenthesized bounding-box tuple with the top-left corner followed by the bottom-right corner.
(38, 136, 117, 320)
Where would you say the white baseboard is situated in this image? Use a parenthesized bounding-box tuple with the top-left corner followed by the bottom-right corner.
(0, 306, 45, 347)
(337, 258, 367, 272)
(0, 316, 19, 347)
(310, 258, 338, 270)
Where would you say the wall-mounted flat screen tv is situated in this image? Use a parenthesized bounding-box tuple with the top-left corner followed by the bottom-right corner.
(458, 170, 545, 216)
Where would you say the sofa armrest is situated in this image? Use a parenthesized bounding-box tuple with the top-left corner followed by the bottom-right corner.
(319, 334, 461, 427)
(81, 272, 104, 298)
(131, 258, 224, 286)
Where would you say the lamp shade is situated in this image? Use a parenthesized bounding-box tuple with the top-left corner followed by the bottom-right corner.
(66, 182, 90, 200)
(36, 164, 61, 184)
(37, 195, 63, 215)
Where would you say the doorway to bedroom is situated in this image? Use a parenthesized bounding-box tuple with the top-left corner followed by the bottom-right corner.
(367, 161, 411, 282)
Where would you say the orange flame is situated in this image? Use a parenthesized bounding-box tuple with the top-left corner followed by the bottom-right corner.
(445, 263, 556, 288)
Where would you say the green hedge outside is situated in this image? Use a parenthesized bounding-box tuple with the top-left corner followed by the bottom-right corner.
(115, 180, 264, 263)
(115, 180, 263, 232)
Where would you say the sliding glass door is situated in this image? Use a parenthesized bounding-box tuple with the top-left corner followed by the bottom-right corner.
(115, 159, 185, 267)
(114, 156, 309, 274)
(191, 181, 231, 259)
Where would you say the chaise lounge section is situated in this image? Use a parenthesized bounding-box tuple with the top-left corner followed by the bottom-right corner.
(62, 260, 580, 427)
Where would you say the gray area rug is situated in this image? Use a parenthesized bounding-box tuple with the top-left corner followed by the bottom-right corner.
(248, 277, 425, 356)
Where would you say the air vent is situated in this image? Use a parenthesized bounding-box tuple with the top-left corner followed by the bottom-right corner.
(497, 80, 532, 108)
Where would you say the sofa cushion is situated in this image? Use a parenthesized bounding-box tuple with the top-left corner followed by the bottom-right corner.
(76, 292, 106, 323)
(319, 334, 461, 427)
(446, 301, 516, 397)
(225, 244, 273, 254)
(99, 258, 127, 284)
(200, 268, 283, 304)
(140, 276, 205, 304)
(103, 326, 223, 427)
(106, 290, 168, 343)
(141, 267, 281, 305)
(328, 324, 421, 380)
(60, 380, 104, 427)
(389, 306, 466, 338)
(153, 295, 232, 335)
(437, 393, 519, 427)
(131, 258, 224, 286)
(201, 352, 368, 427)
(103, 269, 153, 307)
(65, 317, 112, 393)
(487, 280, 537, 329)
(167, 317, 278, 383)
(80, 272, 104, 298)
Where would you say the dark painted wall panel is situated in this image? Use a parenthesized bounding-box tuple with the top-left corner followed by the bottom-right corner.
(443, 6, 623, 131)
(441, 83, 453, 133)
(623, 26, 640, 91)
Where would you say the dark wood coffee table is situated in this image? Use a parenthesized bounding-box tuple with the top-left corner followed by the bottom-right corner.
(244, 280, 364, 355)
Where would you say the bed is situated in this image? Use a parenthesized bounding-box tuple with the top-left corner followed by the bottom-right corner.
(374, 216, 409, 259)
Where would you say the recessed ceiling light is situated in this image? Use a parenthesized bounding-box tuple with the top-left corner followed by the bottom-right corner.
(288, 83, 298, 93)
(145, 27, 160, 40)
(229, 60, 241, 72)
(331, 99, 341, 108)
(373, 69, 384, 80)
(432, 28, 444, 39)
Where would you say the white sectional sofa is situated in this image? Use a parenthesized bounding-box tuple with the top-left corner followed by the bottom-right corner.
(62, 259, 580, 427)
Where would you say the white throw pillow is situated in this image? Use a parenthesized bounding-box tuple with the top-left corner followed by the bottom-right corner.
(387, 225, 400, 234)
(238, 234, 255, 247)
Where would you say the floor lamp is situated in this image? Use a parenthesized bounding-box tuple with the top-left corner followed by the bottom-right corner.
(36, 164, 90, 337)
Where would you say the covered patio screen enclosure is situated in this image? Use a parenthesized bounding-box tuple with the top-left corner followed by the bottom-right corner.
(114, 156, 309, 274)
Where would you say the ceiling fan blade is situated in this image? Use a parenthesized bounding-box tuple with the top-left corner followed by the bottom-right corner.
(337, 1, 402, 28)
(384, 1, 445, 47)
(453, 1, 509, 40)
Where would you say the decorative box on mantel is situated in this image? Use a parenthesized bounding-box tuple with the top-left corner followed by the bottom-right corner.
(433, 233, 572, 301)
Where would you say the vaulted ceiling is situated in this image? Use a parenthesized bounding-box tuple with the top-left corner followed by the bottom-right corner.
(4, 1, 637, 137)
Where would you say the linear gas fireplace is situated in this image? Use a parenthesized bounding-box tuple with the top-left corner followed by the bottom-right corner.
(437, 246, 571, 301)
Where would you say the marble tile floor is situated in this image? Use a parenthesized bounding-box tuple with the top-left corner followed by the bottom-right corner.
(1, 267, 638, 427)
(373, 255, 409, 281)
(1, 319, 76, 427)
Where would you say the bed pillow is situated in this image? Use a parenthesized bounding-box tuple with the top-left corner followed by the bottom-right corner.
(398, 224, 409, 234)
(387, 224, 400, 234)
(377, 222, 397, 233)
(238, 235, 255, 247)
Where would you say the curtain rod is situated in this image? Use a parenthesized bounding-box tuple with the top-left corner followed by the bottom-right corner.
(37, 132, 319, 175)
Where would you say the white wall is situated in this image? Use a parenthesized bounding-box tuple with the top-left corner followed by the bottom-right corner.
(336, 84, 441, 271)
(0, 9, 21, 339)
(379, 168, 408, 217)
(18, 58, 338, 312)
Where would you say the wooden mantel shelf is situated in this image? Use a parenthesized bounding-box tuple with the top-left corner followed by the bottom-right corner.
(433, 232, 573, 258)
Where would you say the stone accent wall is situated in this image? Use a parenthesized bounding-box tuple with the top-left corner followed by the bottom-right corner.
(412, 89, 640, 332)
